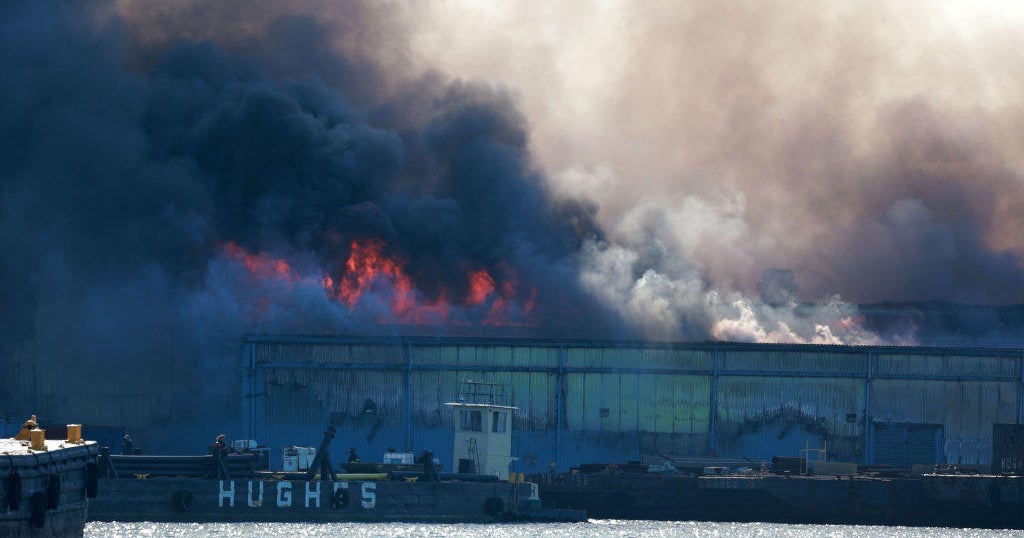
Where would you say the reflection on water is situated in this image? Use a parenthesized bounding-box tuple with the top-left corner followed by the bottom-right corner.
(85, 520, 1024, 538)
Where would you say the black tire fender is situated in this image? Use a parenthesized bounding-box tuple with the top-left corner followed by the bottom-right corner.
(31, 490, 47, 528)
(332, 487, 350, 509)
(173, 490, 193, 512)
(5, 468, 21, 511)
(46, 474, 61, 509)
(484, 496, 504, 516)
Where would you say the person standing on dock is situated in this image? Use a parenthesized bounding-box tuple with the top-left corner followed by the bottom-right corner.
(347, 447, 360, 463)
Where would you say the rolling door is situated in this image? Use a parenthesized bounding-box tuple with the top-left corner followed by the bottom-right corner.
(873, 421, 942, 467)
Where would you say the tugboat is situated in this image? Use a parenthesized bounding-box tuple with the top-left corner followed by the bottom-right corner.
(88, 381, 586, 523)
(0, 416, 100, 537)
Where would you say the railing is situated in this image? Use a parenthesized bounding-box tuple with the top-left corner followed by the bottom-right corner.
(456, 380, 515, 407)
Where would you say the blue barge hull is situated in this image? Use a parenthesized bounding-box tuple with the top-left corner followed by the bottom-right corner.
(89, 476, 584, 523)
(536, 471, 1024, 529)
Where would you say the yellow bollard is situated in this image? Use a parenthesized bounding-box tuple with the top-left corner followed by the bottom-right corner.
(30, 428, 46, 450)
(67, 424, 82, 444)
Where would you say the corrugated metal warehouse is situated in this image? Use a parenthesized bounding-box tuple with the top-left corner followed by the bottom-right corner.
(239, 335, 1024, 473)
(4, 335, 1022, 472)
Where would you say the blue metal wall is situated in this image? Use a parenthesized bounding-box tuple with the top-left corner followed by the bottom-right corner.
(242, 336, 1024, 472)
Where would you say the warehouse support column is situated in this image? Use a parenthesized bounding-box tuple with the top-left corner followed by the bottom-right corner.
(708, 348, 719, 455)
(243, 340, 257, 442)
(1017, 353, 1024, 423)
(405, 342, 413, 452)
(555, 345, 565, 472)
(864, 351, 874, 465)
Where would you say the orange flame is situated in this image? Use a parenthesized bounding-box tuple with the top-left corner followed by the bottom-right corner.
(467, 269, 495, 306)
(333, 239, 415, 315)
(223, 242, 297, 281)
(220, 238, 537, 327)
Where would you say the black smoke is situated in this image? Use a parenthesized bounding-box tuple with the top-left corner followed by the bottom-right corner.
(0, 1, 624, 445)
(0, 0, 618, 339)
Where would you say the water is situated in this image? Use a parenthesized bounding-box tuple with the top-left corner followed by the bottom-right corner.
(84, 521, 1024, 538)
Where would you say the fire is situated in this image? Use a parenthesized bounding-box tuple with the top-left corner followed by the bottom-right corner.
(467, 270, 495, 306)
(333, 239, 415, 314)
(220, 238, 537, 327)
(223, 242, 297, 281)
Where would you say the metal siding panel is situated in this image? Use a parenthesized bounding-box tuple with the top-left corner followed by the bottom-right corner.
(636, 373, 660, 432)
(426, 346, 457, 366)
(494, 346, 514, 368)
(589, 370, 610, 430)
(565, 370, 589, 430)
(671, 348, 713, 370)
(672, 375, 712, 435)
(363, 344, 406, 364)
(564, 345, 715, 371)
(634, 370, 700, 434)
(527, 371, 556, 429)
(529, 346, 558, 369)
(873, 352, 1019, 378)
(871, 379, 945, 424)
(409, 370, 444, 427)
(720, 348, 865, 375)
(871, 379, 1014, 434)
(593, 370, 606, 430)
(514, 428, 556, 474)
(245, 337, 1024, 472)
(716, 376, 864, 460)
(620, 373, 639, 432)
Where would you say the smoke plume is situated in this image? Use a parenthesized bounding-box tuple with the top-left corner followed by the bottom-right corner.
(4, 0, 1024, 381)
(407, 0, 1024, 340)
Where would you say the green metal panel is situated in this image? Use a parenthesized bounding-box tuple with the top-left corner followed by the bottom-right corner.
(257, 342, 405, 365)
(241, 337, 1024, 467)
(566, 372, 603, 431)
(718, 348, 865, 375)
(564, 346, 712, 371)
(620, 373, 639, 432)
(873, 352, 1019, 378)
(871, 379, 1017, 437)
(409, 370, 447, 427)
(636, 374, 711, 434)
(510, 370, 557, 430)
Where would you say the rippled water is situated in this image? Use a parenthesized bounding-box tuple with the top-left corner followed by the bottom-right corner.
(84, 521, 1024, 538)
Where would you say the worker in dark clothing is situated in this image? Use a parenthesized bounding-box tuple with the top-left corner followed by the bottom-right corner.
(347, 447, 360, 463)
(121, 434, 134, 455)
(211, 434, 230, 479)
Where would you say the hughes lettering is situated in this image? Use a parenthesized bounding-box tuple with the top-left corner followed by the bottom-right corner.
(216, 481, 376, 509)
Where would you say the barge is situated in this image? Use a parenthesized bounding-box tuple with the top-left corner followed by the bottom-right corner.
(0, 417, 99, 537)
(88, 382, 586, 523)
(535, 460, 1024, 529)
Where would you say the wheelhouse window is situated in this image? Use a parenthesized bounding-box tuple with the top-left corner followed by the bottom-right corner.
(492, 411, 507, 433)
(460, 410, 482, 431)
